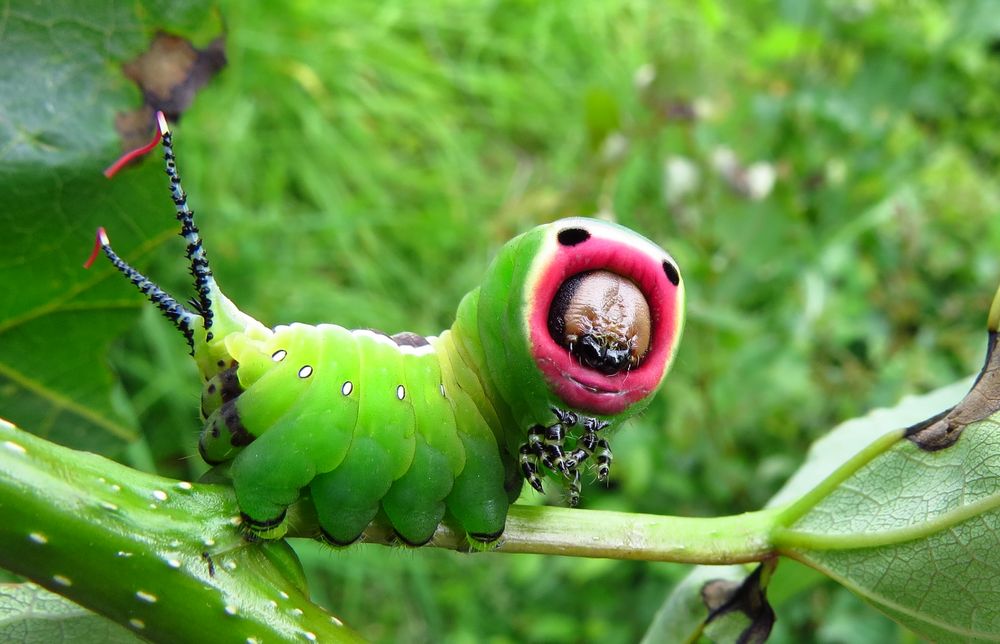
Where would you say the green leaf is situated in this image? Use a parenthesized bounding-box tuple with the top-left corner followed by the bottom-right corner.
(771, 333, 1000, 640)
(646, 340, 1000, 642)
(642, 565, 754, 644)
(780, 422, 1000, 640)
(767, 376, 974, 508)
(0, 0, 221, 453)
(0, 583, 141, 644)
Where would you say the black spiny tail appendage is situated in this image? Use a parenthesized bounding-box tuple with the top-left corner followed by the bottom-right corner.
(155, 112, 216, 341)
(84, 227, 198, 349)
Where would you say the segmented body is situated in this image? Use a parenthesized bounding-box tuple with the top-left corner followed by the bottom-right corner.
(199, 317, 515, 545)
(93, 113, 685, 545)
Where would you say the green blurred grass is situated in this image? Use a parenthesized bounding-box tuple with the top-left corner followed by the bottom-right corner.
(113, 1, 1000, 641)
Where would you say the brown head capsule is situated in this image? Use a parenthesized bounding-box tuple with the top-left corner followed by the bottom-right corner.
(547, 270, 652, 375)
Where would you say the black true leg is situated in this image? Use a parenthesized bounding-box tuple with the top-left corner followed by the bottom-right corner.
(562, 416, 610, 471)
(519, 425, 547, 493)
(518, 409, 578, 492)
(594, 436, 613, 481)
(518, 409, 615, 502)
(566, 468, 581, 507)
(542, 408, 577, 473)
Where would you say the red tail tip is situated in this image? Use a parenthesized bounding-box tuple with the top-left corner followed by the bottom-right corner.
(83, 227, 110, 269)
(103, 111, 169, 179)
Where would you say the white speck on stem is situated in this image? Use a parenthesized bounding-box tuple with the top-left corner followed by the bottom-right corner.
(279, 591, 290, 600)
(129, 618, 145, 630)
(225, 604, 238, 616)
(136, 590, 158, 603)
(224, 560, 237, 571)
(152, 490, 168, 501)
(291, 608, 304, 617)
(110, 484, 121, 492)
(165, 558, 182, 569)
(330, 615, 344, 626)
(3, 441, 26, 455)
(117, 551, 133, 558)
(52, 575, 72, 587)
(203, 538, 216, 547)
(28, 532, 47, 544)
(177, 481, 193, 490)
(100, 501, 119, 511)
(304, 632, 317, 642)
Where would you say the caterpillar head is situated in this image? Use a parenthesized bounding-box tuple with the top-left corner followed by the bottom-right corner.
(477, 217, 684, 427)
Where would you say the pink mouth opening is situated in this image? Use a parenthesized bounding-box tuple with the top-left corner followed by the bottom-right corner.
(528, 236, 681, 415)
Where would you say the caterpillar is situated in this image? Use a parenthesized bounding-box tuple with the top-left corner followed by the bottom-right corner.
(89, 111, 685, 546)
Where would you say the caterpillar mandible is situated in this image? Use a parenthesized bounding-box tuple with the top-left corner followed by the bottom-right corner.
(89, 112, 685, 546)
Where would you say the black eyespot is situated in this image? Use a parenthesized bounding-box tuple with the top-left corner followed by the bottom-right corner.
(662, 261, 680, 286)
(557, 228, 590, 246)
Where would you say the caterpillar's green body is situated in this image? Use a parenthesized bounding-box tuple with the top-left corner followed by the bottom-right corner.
(96, 113, 685, 545)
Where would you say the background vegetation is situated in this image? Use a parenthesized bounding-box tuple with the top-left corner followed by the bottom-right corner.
(6, 0, 1000, 641)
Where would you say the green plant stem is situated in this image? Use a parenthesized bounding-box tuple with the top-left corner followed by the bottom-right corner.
(0, 415, 789, 642)
(301, 505, 783, 564)
(0, 419, 360, 643)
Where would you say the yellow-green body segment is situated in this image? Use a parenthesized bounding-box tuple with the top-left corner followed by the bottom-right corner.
(199, 289, 521, 545)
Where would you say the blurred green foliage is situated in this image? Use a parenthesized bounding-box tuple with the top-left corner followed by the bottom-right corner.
(104, 0, 1000, 641)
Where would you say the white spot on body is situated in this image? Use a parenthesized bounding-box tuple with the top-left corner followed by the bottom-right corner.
(225, 604, 238, 616)
(291, 608, 304, 617)
(397, 343, 435, 356)
(152, 490, 168, 501)
(129, 618, 146, 630)
(148, 504, 158, 510)
(330, 616, 344, 626)
(396, 385, 405, 400)
(272, 349, 287, 362)
(0, 418, 15, 430)
(166, 558, 182, 569)
(304, 632, 317, 641)
(52, 575, 72, 587)
(28, 532, 47, 544)
(341, 381, 353, 396)
(247, 639, 261, 644)
(298, 365, 313, 379)
(203, 538, 216, 547)
(279, 591, 290, 600)
(3, 441, 26, 455)
(100, 501, 119, 511)
(136, 591, 158, 603)
(117, 551, 133, 558)
(177, 481, 194, 490)
(268, 600, 279, 609)
(224, 560, 237, 571)
(110, 484, 121, 492)
(439, 384, 446, 397)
